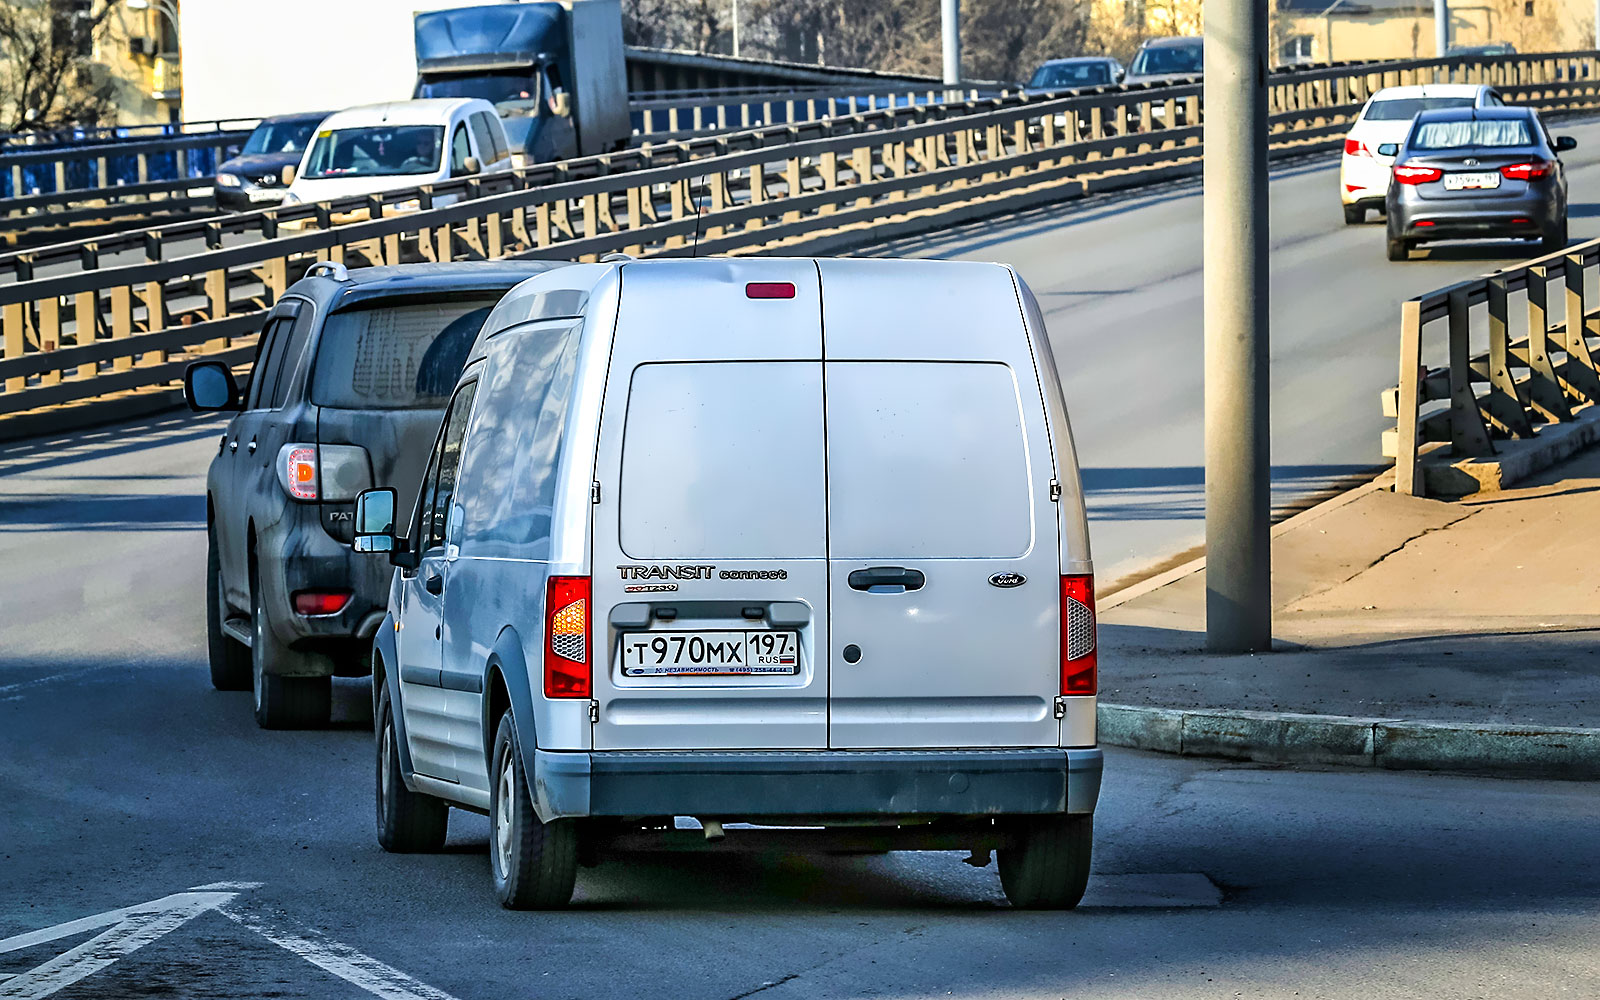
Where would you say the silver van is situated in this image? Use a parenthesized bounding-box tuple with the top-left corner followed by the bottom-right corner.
(352, 257, 1102, 909)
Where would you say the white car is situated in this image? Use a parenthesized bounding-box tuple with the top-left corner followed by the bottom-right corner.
(1340, 84, 1504, 224)
(281, 98, 514, 208)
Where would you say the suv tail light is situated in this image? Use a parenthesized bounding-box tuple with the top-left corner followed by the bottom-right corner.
(1500, 160, 1554, 181)
(545, 576, 590, 698)
(1393, 164, 1443, 185)
(275, 444, 372, 502)
(292, 590, 352, 616)
(1061, 575, 1097, 695)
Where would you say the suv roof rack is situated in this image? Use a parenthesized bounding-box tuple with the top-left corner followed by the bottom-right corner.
(305, 261, 351, 282)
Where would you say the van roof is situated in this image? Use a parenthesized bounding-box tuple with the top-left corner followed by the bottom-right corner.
(316, 98, 492, 130)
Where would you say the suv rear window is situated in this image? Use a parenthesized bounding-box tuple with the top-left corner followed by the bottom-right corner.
(310, 299, 497, 410)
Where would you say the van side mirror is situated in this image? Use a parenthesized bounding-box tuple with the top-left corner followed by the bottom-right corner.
(184, 360, 242, 412)
(1556, 135, 1578, 152)
(281, 164, 296, 186)
(1377, 143, 1399, 157)
(353, 488, 397, 553)
(460, 156, 481, 176)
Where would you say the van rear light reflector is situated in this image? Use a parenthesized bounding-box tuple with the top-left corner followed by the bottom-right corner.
(746, 282, 796, 299)
(280, 445, 318, 500)
(1414, 220, 1435, 227)
(1061, 575, 1097, 696)
(545, 576, 590, 698)
(292, 590, 352, 616)
(1512, 217, 1532, 224)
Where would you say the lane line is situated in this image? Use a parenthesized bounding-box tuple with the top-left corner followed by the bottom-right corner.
(0, 667, 114, 700)
(220, 905, 463, 1000)
(0, 892, 235, 999)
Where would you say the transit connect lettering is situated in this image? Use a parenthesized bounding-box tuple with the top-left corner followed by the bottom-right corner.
(718, 569, 788, 580)
(617, 564, 716, 581)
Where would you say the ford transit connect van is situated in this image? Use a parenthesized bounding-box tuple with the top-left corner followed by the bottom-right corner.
(352, 257, 1102, 909)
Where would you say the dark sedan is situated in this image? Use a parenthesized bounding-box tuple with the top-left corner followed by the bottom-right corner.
(1384, 106, 1575, 261)
(214, 112, 330, 211)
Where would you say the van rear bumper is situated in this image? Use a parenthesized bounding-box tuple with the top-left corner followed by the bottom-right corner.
(530, 747, 1102, 822)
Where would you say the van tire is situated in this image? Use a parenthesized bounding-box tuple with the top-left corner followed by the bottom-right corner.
(207, 524, 250, 691)
(998, 813, 1093, 910)
(251, 567, 331, 730)
(375, 688, 448, 853)
(489, 710, 578, 909)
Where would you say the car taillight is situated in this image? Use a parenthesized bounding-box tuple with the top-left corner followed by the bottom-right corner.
(275, 443, 371, 502)
(279, 445, 318, 500)
(545, 576, 590, 698)
(1061, 575, 1097, 696)
(292, 590, 352, 616)
(1500, 160, 1554, 181)
(1343, 138, 1368, 157)
(1393, 164, 1443, 185)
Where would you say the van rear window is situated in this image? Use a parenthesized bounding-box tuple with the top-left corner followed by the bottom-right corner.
(310, 300, 497, 410)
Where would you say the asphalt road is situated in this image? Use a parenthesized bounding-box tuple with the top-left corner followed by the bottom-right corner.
(2, 383, 1598, 1000)
(880, 114, 1600, 585)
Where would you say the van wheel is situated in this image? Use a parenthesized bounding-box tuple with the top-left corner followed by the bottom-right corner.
(376, 687, 448, 852)
(489, 710, 578, 909)
(206, 524, 250, 691)
(998, 813, 1093, 910)
(251, 567, 331, 730)
(1386, 235, 1410, 261)
(1343, 204, 1364, 225)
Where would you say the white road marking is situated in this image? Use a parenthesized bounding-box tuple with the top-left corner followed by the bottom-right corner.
(220, 905, 463, 1000)
(0, 892, 236, 999)
(0, 667, 113, 701)
(187, 881, 266, 892)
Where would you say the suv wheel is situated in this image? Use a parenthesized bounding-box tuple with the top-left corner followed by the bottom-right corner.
(489, 709, 578, 909)
(206, 524, 250, 691)
(250, 565, 331, 729)
(376, 686, 448, 852)
(997, 813, 1093, 910)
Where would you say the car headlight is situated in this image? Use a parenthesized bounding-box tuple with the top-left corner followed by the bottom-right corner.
(215, 172, 242, 188)
(282, 191, 302, 205)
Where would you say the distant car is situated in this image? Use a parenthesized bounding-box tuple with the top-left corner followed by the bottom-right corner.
(1383, 106, 1574, 261)
(182, 260, 562, 729)
(1023, 56, 1124, 93)
(1123, 36, 1203, 86)
(1340, 84, 1503, 224)
(214, 112, 329, 211)
(1446, 43, 1517, 57)
(281, 99, 514, 208)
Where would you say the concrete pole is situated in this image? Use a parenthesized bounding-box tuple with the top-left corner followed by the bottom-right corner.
(1594, 0, 1598, 50)
(1203, 0, 1272, 653)
(731, 0, 740, 59)
(1434, 0, 1449, 57)
(942, 0, 961, 86)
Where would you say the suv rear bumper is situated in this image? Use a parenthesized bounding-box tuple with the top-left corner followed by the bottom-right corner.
(530, 747, 1102, 822)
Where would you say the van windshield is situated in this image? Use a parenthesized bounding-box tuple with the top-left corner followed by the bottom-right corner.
(310, 299, 497, 410)
(301, 125, 444, 179)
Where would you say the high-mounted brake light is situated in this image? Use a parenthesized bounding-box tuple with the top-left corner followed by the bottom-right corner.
(545, 576, 590, 698)
(1393, 164, 1443, 185)
(1500, 160, 1554, 181)
(293, 590, 352, 616)
(280, 445, 318, 500)
(746, 281, 796, 299)
(1061, 575, 1097, 696)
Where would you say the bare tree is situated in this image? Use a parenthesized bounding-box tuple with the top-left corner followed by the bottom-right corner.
(0, 0, 118, 133)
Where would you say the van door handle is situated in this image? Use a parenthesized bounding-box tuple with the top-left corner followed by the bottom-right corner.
(425, 573, 443, 595)
(847, 566, 925, 592)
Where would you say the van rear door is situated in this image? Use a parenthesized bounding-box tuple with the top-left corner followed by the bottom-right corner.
(819, 260, 1061, 750)
(590, 261, 829, 751)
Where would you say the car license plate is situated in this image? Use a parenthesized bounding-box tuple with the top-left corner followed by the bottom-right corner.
(247, 189, 280, 202)
(621, 630, 799, 676)
(1444, 171, 1501, 190)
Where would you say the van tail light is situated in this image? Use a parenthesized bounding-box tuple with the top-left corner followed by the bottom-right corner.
(292, 590, 352, 616)
(545, 576, 590, 698)
(1500, 160, 1554, 181)
(275, 443, 371, 502)
(1392, 164, 1443, 185)
(1061, 575, 1097, 696)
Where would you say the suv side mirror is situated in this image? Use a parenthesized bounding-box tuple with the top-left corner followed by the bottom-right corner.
(460, 155, 481, 176)
(1556, 135, 1578, 152)
(1377, 143, 1399, 157)
(184, 360, 242, 412)
(353, 488, 397, 553)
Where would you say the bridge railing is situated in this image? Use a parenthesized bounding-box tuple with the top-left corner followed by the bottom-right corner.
(0, 130, 252, 209)
(1386, 240, 1600, 496)
(4, 50, 1600, 426)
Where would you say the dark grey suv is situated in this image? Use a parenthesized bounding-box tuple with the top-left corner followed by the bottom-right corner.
(184, 260, 559, 728)
(1384, 107, 1575, 261)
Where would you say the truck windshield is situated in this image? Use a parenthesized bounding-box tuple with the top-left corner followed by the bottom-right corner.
(241, 119, 319, 155)
(416, 70, 540, 105)
(1130, 43, 1202, 76)
(301, 126, 444, 179)
(310, 300, 499, 410)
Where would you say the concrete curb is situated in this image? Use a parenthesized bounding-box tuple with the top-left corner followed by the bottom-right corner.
(1098, 703, 1600, 779)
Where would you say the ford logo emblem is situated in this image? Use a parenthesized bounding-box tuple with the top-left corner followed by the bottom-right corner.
(988, 572, 1026, 589)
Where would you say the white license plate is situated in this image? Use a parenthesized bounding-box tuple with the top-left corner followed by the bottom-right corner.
(1444, 171, 1501, 190)
(621, 630, 799, 676)
(247, 189, 281, 202)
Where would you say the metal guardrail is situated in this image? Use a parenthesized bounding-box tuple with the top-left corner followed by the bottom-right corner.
(0, 130, 251, 210)
(0, 117, 261, 150)
(4, 50, 1600, 426)
(1386, 240, 1600, 496)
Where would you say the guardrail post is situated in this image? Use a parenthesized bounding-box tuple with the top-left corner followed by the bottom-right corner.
(1485, 277, 1535, 438)
(1524, 265, 1574, 421)
(37, 297, 60, 386)
(203, 269, 228, 355)
(139, 280, 165, 368)
(1, 302, 23, 395)
(1561, 250, 1600, 404)
(1447, 286, 1493, 455)
(1396, 299, 1424, 496)
(109, 285, 133, 373)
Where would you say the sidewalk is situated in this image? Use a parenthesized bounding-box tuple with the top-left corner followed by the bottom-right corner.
(1096, 448, 1600, 777)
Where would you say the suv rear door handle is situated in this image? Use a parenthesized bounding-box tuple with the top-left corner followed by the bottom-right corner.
(424, 573, 443, 596)
(228, 440, 237, 452)
(847, 566, 925, 592)
(246, 439, 257, 454)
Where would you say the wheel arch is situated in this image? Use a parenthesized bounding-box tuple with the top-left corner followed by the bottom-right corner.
(485, 626, 542, 812)
(371, 615, 423, 790)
